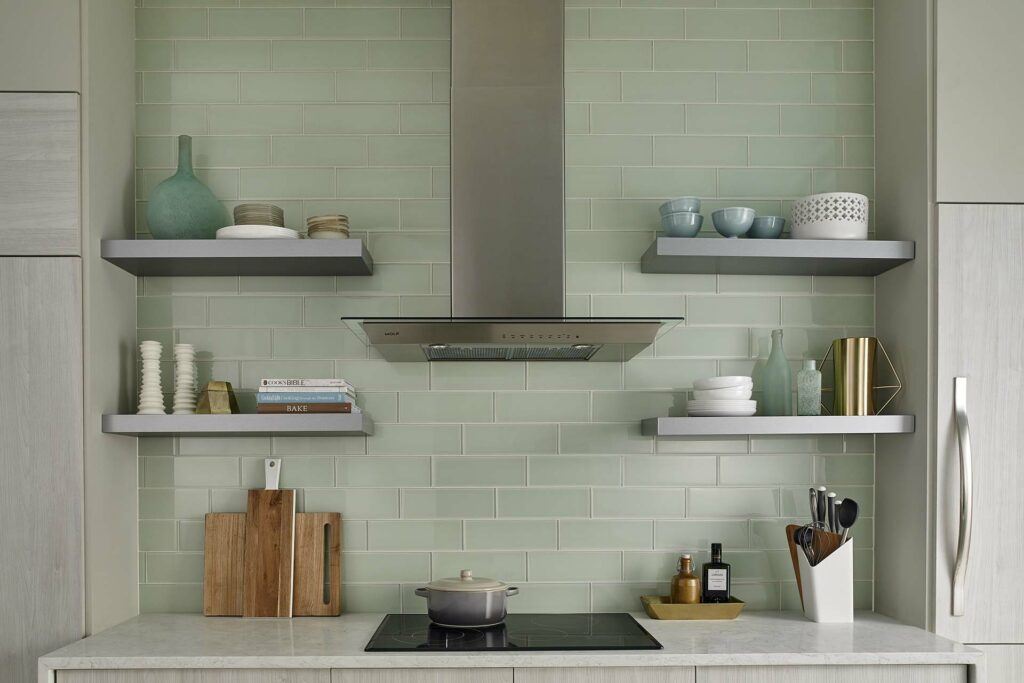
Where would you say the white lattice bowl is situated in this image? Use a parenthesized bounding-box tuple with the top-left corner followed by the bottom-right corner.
(791, 192, 869, 240)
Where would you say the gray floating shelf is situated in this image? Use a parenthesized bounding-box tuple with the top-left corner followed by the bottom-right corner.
(641, 238, 914, 276)
(101, 239, 373, 277)
(102, 413, 374, 437)
(642, 415, 915, 437)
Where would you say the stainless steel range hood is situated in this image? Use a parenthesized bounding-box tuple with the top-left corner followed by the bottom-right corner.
(344, 0, 681, 361)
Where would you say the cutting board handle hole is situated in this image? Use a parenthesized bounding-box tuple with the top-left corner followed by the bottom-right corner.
(322, 523, 331, 605)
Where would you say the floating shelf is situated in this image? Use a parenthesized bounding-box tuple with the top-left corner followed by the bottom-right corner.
(642, 415, 915, 437)
(640, 238, 915, 276)
(100, 239, 373, 277)
(102, 413, 374, 437)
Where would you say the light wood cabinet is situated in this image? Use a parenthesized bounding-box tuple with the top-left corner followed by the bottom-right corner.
(0, 0, 80, 92)
(972, 645, 1024, 683)
(935, 0, 1024, 203)
(60, 671, 330, 683)
(333, 671, 511, 683)
(0, 258, 83, 683)
(934, 205, 1024, 644)
(695, 665, 966, 683)
(0, 93, 81, 255)
(515, 668, 695, 683)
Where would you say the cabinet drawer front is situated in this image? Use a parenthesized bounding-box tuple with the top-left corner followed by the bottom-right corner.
(60, 671, 330, 683)
(333, 671, 512, 683)
(0, 93, 80, 255)
(516, 667, 695, 683)
(697, 665, 965, 683)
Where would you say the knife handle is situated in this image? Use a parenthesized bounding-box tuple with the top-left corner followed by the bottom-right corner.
(809, 488, 819, 524)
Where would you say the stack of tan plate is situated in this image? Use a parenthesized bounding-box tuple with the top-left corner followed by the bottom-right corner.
(306, 215, 349, 240)
(234, 203, 285, 227)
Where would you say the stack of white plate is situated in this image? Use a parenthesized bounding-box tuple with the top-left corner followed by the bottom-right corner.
(688, 376, 756, 416)
(216, 225, 299, 239)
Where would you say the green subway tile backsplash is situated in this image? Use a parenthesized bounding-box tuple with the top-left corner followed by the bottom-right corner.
(136, 1, 875, 613)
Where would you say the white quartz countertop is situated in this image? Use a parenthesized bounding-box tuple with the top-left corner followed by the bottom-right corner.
(40, 611, 980, 672)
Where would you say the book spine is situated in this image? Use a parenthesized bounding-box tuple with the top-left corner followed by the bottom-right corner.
(258, 386, 356, 395)
(256, 392, 353, 404)
(260, 379, 351, 388)
(256, 403, 354, 414)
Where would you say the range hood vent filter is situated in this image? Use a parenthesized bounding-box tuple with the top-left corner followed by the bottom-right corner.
(424, 344, 599, 362)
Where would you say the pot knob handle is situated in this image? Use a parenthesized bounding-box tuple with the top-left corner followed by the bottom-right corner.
(460, 569, 473, 580)
(506, 587, 519, 596)
(415, 588, 429, 598)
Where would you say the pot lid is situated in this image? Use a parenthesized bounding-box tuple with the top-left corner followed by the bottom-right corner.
(426, 569, 507, 592)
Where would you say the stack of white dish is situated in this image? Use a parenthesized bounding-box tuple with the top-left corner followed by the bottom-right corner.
(216, 225, 298, 239)
(688, 376, 756, 416)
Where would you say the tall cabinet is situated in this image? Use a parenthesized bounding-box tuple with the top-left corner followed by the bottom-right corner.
(0, 98, 84, 683)
(875, 2, 1024, 681)
(0, 2, 138, 683)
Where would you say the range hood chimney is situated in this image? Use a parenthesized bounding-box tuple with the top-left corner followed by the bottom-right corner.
(345, 0, 681, 361)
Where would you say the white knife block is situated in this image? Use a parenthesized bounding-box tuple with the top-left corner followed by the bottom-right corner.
(798, 539, 853, 623)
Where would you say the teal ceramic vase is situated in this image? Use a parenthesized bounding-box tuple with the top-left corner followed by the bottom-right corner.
(761, 329, 793, 416)
(146, 135, 227, 239)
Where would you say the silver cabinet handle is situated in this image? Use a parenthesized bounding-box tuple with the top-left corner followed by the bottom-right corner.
(952, 377, 974, 617)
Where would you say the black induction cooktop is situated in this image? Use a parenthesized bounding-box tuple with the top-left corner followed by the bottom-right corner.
(364, 613, 663, 652)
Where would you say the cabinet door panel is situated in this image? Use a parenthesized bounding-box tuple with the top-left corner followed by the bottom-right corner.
(60, 671, 330, 683)
(972, 644, 1024, 683)
(696, 665, 965, 683)
(516, 667, 695, 683)
(935, 205, 1024, 642)
(936, 0, 1024, 202)
(0, 0, 80, 92)
(0, 258, 83, 683)
(333, 671, 511, 683)
(0, 93, 80, 255)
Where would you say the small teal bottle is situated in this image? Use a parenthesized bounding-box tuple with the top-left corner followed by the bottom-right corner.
(761, 329, 792, 416)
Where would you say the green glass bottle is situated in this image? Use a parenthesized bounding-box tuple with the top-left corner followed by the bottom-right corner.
(146, 135, 227, 239)
(761, 329, 792, 416)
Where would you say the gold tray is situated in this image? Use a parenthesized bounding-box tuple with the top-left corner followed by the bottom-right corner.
(641, 595, 745, 620)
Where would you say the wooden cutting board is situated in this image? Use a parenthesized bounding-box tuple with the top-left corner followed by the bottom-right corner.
(293, 512, 343, 616)
(243, 486, 296, 618)
(202, 511, 342, 617)
(203, 513, 246, 616)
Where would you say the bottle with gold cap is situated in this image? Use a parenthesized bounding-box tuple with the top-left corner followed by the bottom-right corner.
(670, 554, 701, 604)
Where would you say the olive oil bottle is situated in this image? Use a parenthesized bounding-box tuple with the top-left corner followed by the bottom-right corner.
(701, 543, 731, 603)
(670, 554, 701, 604)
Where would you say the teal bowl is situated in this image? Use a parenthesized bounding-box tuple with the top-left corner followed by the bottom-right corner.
(748, 216, 785, 239)
(661, 211, 703, 237)
(712, 207, 755, 238)
(659, 197, 701, 216)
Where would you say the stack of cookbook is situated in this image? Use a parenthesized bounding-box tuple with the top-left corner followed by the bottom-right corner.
(256, 378, 359, 414)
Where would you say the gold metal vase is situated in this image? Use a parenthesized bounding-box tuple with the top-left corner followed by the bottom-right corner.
(820, 337, 902, 416)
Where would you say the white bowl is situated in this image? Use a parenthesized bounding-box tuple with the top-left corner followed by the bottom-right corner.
(791, 192, 869, 240)
(693, 376, 753, 391)
(693, 387, 753, 401)
(688, 406, 757, 417)
(687, 399, 757, 408)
